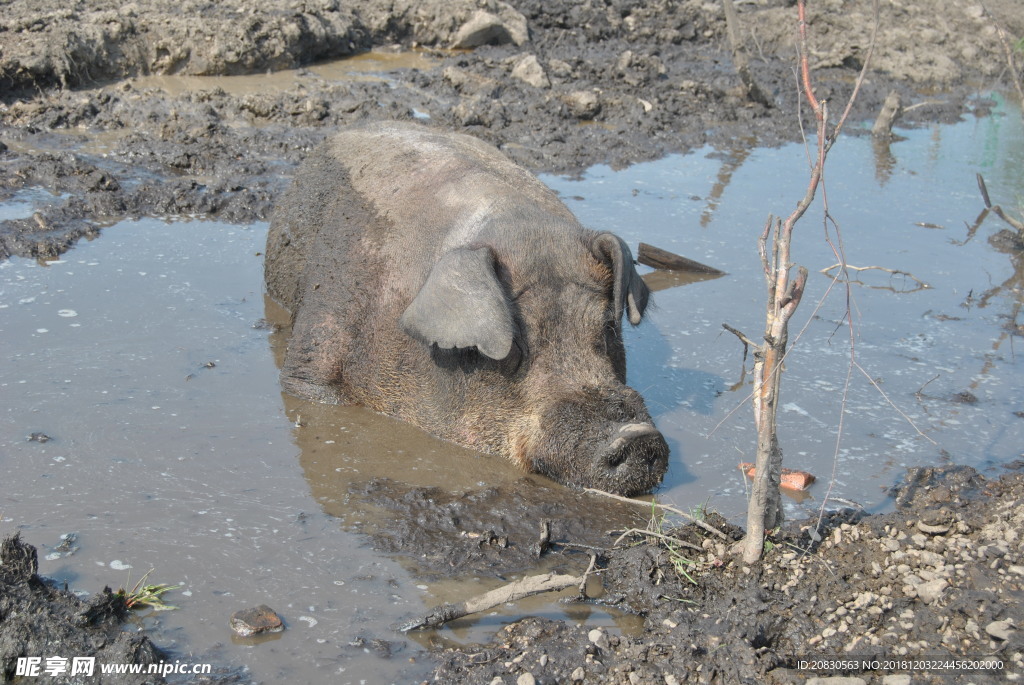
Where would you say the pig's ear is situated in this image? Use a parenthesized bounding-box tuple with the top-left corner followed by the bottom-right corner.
(593, 233, 650, 326)
(400, 247, 515, 360)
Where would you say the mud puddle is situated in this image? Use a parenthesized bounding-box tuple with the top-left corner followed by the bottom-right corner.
(542, 94, 1024, 522)
(0, 217, 643, 682)
(2, 97, 1023, 683)
(125, 49, 439, 98)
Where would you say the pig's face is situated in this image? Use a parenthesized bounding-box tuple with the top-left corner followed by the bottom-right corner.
(400, 230, 669, 496)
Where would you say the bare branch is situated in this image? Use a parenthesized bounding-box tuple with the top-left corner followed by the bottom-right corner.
(820, 263, 930, 292)
(583, 488, 730, 540)
(722, 323, 760, 355)
(977, 173, 1024, 233)
(613, 528, 703, 553)
(401, 572, 586, 632)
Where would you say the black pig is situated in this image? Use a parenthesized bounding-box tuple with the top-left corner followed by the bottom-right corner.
(265, 122, 669, 495)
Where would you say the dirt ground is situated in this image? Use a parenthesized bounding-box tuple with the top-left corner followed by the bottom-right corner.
(1, 0, 1023, 683)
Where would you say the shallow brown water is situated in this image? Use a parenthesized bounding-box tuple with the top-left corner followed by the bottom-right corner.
(1, 96, 1022, 682)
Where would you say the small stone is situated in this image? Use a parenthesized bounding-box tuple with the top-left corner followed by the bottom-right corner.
(588, 628, 610, 651)
(539, 654, 548, 668)
(510, 54, 550, 89)
(663, 618, 679, 629)
(571, 666, 586, 683)
(229, 605, 284, 636)
(517, 673, 536, 685)
(664, 675, 680, 685)
(489, 678, 504, 685)
(563, 90, 601, 119)
(451, 9, 528, 49)
(915, 579, 949, 604)
(917, 520, 951, 535)
(986, 619, 1016, 641)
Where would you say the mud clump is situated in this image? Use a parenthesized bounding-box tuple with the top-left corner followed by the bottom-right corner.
(352, 477, 647, 578)
(0, 534, 166, 684)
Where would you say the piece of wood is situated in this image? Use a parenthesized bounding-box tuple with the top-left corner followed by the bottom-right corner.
(400, 572, 584, 632)
(637, 242, 725, 275)
(871, 90, 903, 140)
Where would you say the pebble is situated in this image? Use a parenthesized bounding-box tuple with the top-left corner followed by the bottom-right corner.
(229, 605, 284, 637)
(985, 619, 1015, 641)
(915, 578, 949, 604)
(517, 673, 536, 685)
(570, 666, 585, 683)
(588, 628, 610, 651)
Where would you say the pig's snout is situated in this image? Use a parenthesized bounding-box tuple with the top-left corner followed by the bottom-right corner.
(596, 421, 669, 494)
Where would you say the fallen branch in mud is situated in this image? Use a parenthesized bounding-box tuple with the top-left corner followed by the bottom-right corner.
(583, 487, 730, 541)
(400, 572, 586, 632)
(612, 527, 703, 553)
(820, 263, 930, 292)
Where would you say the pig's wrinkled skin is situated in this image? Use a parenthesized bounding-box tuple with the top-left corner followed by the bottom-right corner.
(265, 122, 669, 496)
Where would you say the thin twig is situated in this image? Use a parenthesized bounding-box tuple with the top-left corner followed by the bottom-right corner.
(583, 488, 729, 540)
(820, 263, 930, 291)
(977, 173, 1024, 233)
(855, 360, 937, 445)
(722, 323, 760, 356)
(579, 552, 599, 595)
(613, 528, 704, 553)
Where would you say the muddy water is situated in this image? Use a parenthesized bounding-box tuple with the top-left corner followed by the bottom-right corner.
(2, 97, 1022, 682)
(0, 218, 638, 682)
(544, 95, 1024, 521)
(127, 49, 438, 97)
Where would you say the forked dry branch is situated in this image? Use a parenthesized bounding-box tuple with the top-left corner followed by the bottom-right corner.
(725, 0, 878, 563)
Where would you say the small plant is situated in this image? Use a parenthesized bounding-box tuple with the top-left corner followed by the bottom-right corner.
(118, 569, 180, 611)
(665, 540, 699, 586)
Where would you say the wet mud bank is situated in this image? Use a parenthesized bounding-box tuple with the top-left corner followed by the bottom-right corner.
(422, 466, 1024, 684)
(2, 0, 1021, 260)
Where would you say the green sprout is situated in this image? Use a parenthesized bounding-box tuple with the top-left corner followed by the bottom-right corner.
(118, 569, 180, 611)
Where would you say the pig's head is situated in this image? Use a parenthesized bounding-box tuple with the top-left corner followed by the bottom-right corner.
(399, 228, 669, 496)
